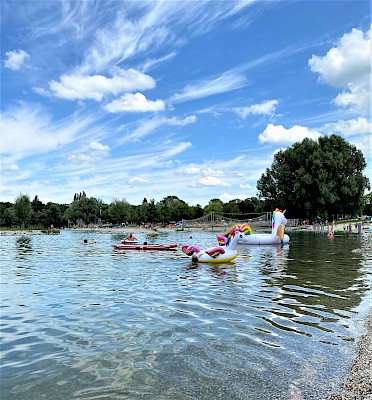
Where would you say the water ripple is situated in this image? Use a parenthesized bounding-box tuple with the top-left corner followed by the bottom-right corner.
(0, 230, 371, 399)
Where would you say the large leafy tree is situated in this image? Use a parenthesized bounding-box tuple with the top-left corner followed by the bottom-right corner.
(257, 135, 370, 219)
(108, 198, 132, 224)
(13, 194, 32, 228)
(203, 199, 224, 215)
(64, 196, 100, 225)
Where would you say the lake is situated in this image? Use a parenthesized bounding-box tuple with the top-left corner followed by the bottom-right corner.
(1, 229, 371, 399)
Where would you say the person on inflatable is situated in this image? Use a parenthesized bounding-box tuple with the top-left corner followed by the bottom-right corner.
(125, 232, 137, 241)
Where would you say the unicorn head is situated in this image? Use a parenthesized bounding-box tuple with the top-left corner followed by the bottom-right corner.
(218, 227, 249, 249)
(271, 208, 287, 236)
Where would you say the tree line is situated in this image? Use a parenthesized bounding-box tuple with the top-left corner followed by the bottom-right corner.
(0, 194, 267, 229)
(1, 135, 370, 229)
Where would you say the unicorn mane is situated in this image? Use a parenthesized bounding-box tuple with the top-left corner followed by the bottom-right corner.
(216, 234, 228, 246)
(221, 224, 252, 244)
(223, 227, 243, 246)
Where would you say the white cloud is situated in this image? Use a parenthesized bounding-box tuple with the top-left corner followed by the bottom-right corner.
(68, 153, 96, 164)
(323, 117, 371, 137)
(239, 183, 252, 189)
(89, 141, 110, 152)
(4, 49, 30, 70)
(181, 165, 225, 177)
(182, 166, 201, 175)
(259, 124, 322, 145)
(68, 141, 110, 165)
(235, 99, 278, 118)
(47, 69, 156, 101)
(119, 115, 197, 144)
(0, 103, 84, 161)
(1, 163, 20, 178)
(105, 92, 165, 113)
(198, 176, 230, 186)
(220, 192, 249, 202)
(160, 142, 192, 158)
(309, 27, 371, 113)
(333, 83, 370, 113)
(128, 177, 150, 184)
(76, 2, 257, 75)
(169, 71, 249, 103)
(1, 163, 19, 171)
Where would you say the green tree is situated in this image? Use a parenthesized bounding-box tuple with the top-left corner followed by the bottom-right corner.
(31, 195, 44, 213)
(0, 202, 15, 227)
(45, 202, 64, 227)
(13, 194, 32, 228)
(223, 200, 241, 218)
(190, 204, 204, 219)
(156, 202, 171, 224)
(108, 199, 131, 224)
(257, 135, 370, 218)
(158, 196, 189, 222)
(238, 197, 264, 214)
(64, 196, 100, 225)
(147, 199, 158, 223)
(204, 199, 223, 215)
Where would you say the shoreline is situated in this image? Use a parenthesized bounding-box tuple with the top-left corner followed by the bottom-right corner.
(328, 311, 372, 399)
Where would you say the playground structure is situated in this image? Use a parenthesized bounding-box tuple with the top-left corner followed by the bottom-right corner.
(176, 211, 299, 232)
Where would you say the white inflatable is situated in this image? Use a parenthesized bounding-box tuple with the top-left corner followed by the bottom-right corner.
(182, 227, 250, 263)
(224, 209, 290, 246)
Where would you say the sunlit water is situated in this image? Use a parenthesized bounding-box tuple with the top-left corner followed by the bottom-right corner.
(1, 229, 371, 399)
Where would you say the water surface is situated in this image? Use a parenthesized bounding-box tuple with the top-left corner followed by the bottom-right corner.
(1, 230, 371, 399)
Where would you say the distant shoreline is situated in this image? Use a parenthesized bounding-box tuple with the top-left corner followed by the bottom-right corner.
(0, 222, 369, 236)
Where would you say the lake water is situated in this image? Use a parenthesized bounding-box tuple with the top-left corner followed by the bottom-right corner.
(1, 229, 371, 400)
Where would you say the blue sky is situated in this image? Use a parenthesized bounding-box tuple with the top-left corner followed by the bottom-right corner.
(1, 1, 370, 207)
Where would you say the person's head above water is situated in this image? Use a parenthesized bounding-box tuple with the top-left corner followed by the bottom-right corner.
(191, 255, 198, 264)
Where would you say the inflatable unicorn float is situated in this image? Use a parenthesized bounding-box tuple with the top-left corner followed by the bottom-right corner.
(223, 208, 290, 246)
(182, 227, 250, 263)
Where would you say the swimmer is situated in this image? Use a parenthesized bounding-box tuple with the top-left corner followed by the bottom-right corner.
(82, 239, 88, 244)
(191, 255, 199, 264)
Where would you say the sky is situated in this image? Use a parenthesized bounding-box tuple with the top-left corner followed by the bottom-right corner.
(1, 0, 371, 207)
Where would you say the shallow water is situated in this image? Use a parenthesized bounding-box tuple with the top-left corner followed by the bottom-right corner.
(1, 229, 371, 399)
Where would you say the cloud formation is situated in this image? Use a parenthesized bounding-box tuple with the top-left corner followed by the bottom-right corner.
(259, 124, 321, 145)
(105, 92, 165, 113)
(119, 115, 197, 144)
(323, 117, 371, 137)
(4, 49, 30, 70)
(199, 176, 230, 186)
(169, 71, 249, 103)
(309, 26, 371, 114)
(46, 69, 156, 101)
(235, 99, 278, 118)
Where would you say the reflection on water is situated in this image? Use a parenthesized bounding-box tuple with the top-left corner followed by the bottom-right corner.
(0, 230, 371, 399)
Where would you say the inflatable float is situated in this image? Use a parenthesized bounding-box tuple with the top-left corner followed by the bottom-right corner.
(121, 239, 139, 244)
(182, 227, 249, 263)
(114, 243, 177, 251)
(223, 209, 290, 246)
